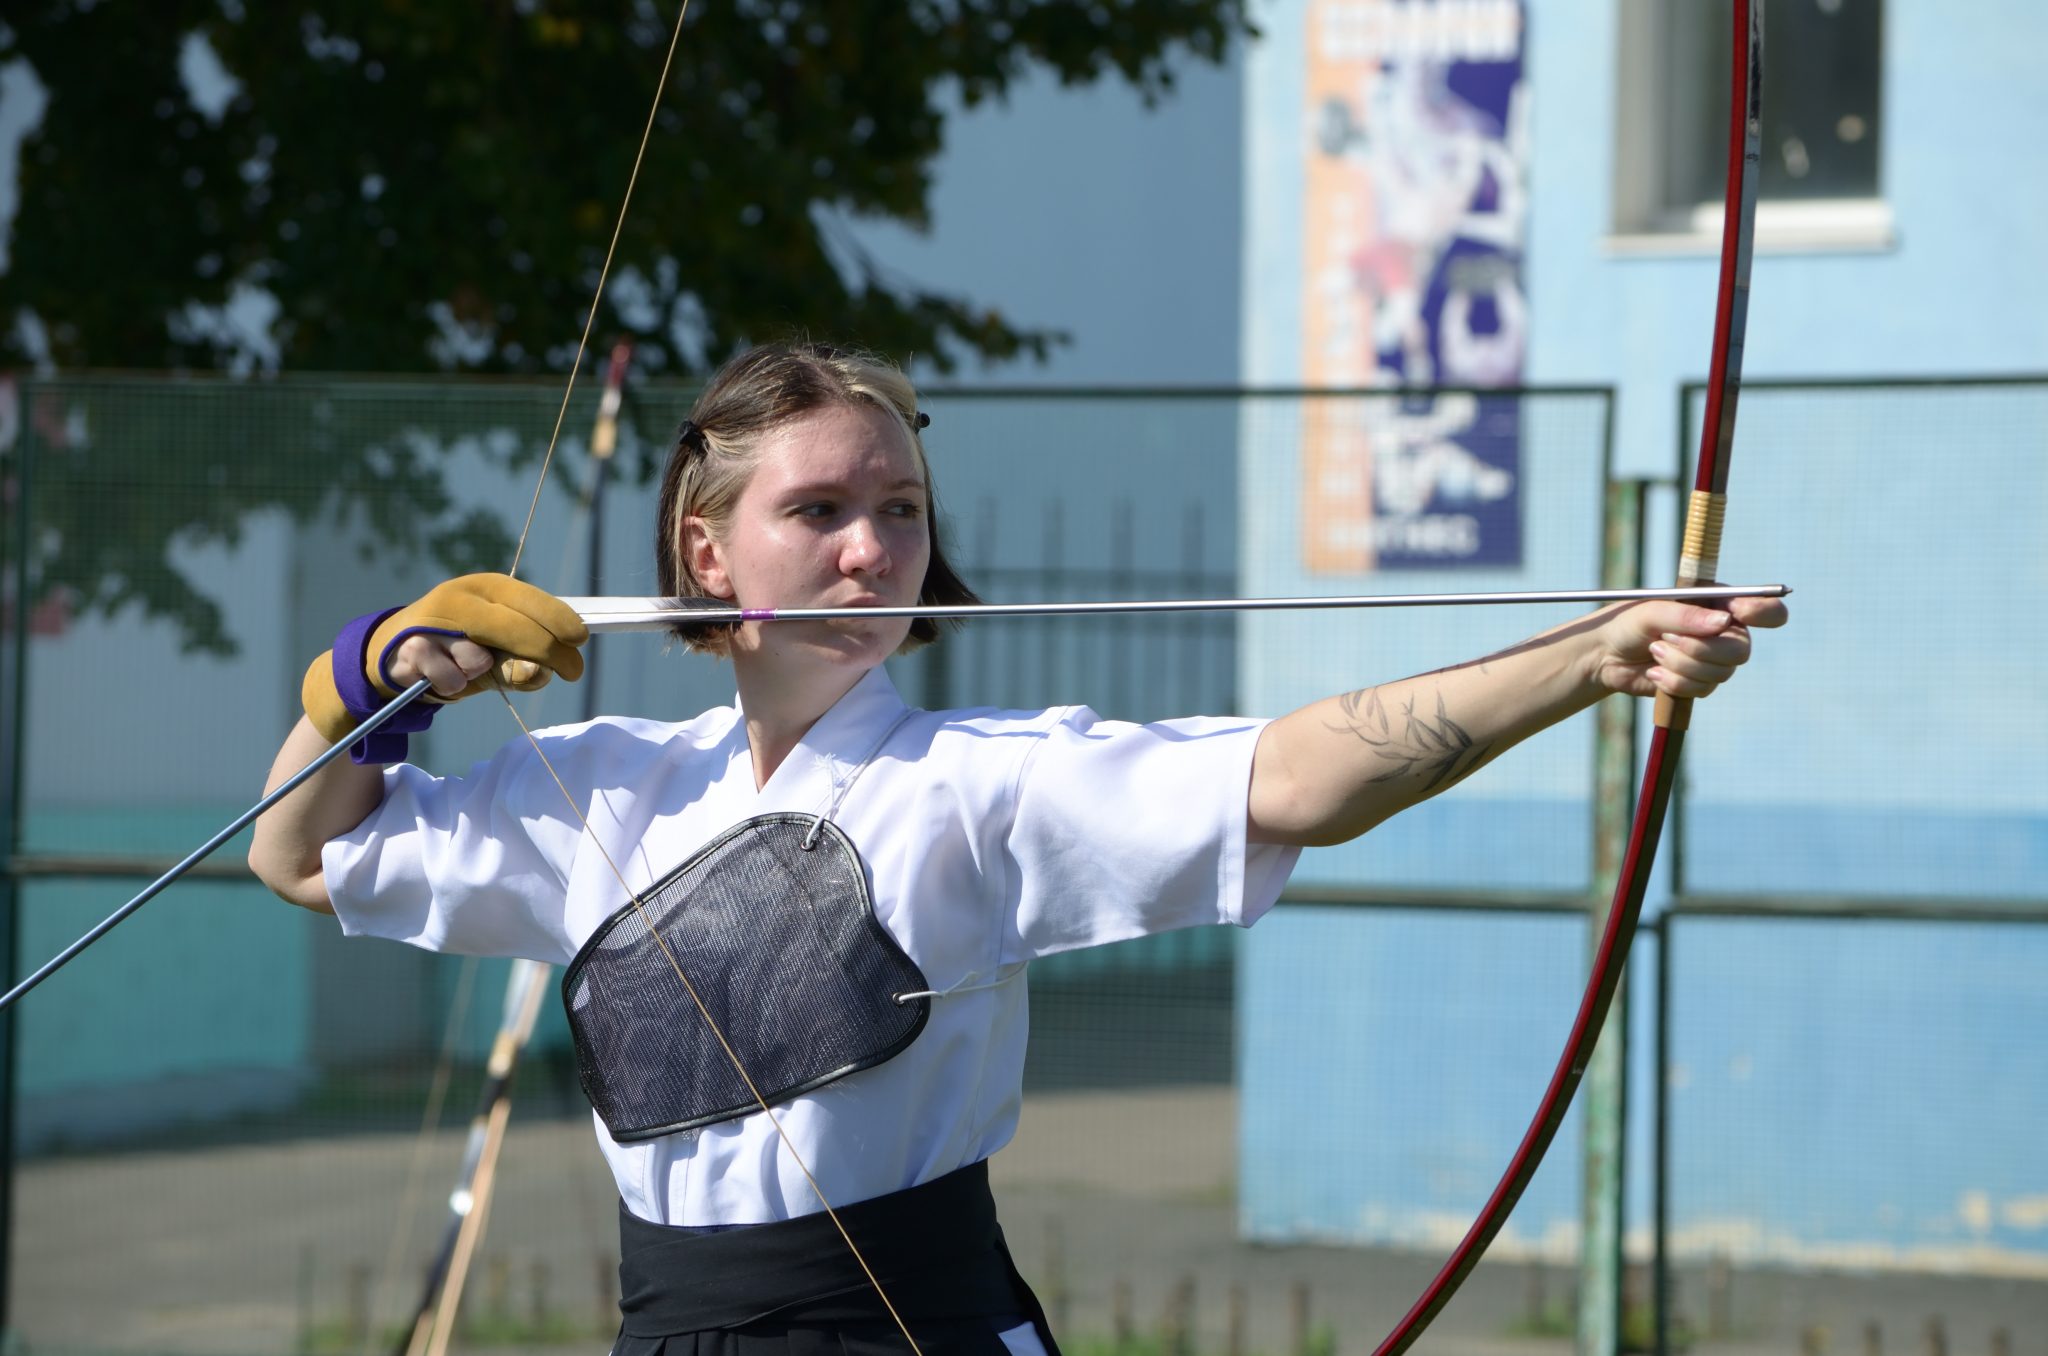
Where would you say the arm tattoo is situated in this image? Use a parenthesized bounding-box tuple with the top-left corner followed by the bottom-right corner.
(1324, 685, 1496, 794)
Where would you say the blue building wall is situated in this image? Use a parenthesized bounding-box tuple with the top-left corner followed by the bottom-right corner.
(1237, 0, 2048, 1271)
(845, 61, 1245, 387)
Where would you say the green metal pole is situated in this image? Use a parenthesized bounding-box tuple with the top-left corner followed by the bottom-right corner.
(1578, 469, 1646, 1356)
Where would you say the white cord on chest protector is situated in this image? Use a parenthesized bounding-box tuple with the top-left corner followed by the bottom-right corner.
(892, 966, 1026, 1006)
(801, 707, 917, 851)
(790, 704, 1024, 1004)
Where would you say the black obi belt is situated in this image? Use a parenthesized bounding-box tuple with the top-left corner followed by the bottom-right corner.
(563, 814, 932, 1141)
(613, 1160, 1056, 1349)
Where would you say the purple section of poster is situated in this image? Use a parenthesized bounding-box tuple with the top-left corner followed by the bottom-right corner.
(1367, 391, 1525, 568)
(1299, 2, 1529, 572)
(1387, 42, 1525, 570)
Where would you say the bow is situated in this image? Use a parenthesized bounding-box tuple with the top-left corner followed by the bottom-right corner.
(1368, 3, 1764, 1350)
(397, 957, 552, 1356)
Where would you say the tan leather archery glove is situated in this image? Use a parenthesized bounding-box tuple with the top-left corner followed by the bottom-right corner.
(301, 574, 590, 759)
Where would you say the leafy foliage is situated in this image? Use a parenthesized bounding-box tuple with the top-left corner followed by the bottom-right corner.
(2, 0, 1250, 376)
(0, 1, 1250, 650)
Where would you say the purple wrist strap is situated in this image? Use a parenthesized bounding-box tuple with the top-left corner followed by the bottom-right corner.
(332, 608, 445, 764)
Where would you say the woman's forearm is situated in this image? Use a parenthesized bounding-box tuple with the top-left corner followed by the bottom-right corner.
(248, 717, 390, 913)
(1246, 610, 1610, 847)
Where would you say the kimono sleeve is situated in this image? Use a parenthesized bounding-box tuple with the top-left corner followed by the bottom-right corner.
(321, 732, 587, 962)
(999, 707, 1300, 962)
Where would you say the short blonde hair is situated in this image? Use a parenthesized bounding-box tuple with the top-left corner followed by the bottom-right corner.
(653, 342, 979, 654)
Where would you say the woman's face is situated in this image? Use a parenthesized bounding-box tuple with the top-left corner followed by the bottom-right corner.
(690, 401, 931, 673)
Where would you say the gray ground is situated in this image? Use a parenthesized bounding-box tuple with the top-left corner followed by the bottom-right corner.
(13, 1087, 2045, 1355)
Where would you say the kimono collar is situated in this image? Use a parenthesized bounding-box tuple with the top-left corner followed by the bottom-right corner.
(732, 667, 912, 814)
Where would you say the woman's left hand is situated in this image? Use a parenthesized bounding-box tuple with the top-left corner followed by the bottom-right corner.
(1589, 594, 1789, 700)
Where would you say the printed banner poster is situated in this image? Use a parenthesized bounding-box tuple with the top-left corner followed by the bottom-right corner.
(1302, 0, 1528, 572)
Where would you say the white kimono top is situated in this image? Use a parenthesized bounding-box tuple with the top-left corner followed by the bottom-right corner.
(325, 667, 1300, 1226)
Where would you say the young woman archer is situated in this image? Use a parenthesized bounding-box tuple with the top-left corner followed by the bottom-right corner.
(251, 341, 1784, 1355)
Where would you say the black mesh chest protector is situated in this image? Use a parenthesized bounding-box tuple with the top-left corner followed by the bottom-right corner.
(562, 814, 932, 1142)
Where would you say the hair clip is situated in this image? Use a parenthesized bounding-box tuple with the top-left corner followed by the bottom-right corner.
(913, 411, 931, 430)
(676, 418, 706, 449)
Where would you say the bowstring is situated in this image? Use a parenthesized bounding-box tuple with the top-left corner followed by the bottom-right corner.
(493, 4, 925, 1350)
(505, 0, 685, 583)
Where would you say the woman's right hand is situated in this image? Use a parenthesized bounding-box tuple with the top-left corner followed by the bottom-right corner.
(301, 574, 591, 744)
(385, 631, 516, 699)
(257, 575, 591, 910)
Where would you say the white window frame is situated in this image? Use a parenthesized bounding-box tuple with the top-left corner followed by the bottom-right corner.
(1607, 0, 1894, 256)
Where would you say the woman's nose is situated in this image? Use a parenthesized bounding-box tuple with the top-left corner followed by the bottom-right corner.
(840, 516, 890, 574)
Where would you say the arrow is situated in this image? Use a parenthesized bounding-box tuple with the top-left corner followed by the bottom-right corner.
(558, 583, 1790, 632)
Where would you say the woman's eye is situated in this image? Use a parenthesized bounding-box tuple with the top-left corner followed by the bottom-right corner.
(795, 502, 836, 520)
(887, 502, 925, 519)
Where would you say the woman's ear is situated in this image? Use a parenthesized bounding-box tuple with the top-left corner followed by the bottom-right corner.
(682, 517, 734, 601)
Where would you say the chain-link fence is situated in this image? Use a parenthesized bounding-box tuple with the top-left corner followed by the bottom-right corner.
(0, 373, 1630, 1354)
(1640, 377, 2048, 1353)
(11, 373, 2035, 1356)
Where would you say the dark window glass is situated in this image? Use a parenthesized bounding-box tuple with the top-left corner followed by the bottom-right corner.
(1664, 0, 1883, 208)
